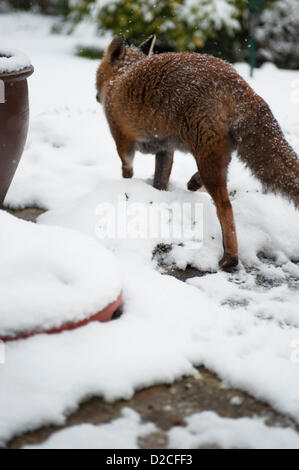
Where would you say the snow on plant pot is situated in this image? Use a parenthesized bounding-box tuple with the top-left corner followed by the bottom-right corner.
(0, 48, 33, 205)
(0, 211, 122, 342)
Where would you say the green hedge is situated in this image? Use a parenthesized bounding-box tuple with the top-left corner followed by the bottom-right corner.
(68, 0, 246, 57)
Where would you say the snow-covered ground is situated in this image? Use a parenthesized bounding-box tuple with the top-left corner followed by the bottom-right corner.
(24, 408, 157, 449)
(0, 211, 121, 338)
(24, 408, 299, 449)
(0, 13, 299, 448)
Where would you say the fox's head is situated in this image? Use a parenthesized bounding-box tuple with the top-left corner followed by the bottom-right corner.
(96, 34, 156, 103)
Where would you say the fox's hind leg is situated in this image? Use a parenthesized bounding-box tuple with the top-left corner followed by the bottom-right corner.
(153, 151, 174, 190)
(122, 151, 135, 178)
(187, 171, 203, 191)
(116, 137, 135, 179)
(197, 139, 238, 272)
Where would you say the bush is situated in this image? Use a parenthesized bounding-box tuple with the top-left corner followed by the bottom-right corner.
(256, 0, 299, 69)
(2, 0, 69, 14)
(7, 0, 299, 69)
(67, 0, 244, 53)
(2, 0, 32, 9)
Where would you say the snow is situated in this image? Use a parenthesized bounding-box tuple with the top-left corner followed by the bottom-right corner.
(24, 408, 155, 449)
(256, 0, 299, 69)
(230, 395, 243, 406)
(0, 12, 299, 448)
(182, 0, 240, 35)
(168, 411, 299, 449)
(23, 409, 299, 449)
(0, 47, 31, 74)
(0, 211, 121, 338)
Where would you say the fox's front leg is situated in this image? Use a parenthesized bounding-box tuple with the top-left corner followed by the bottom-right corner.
(153, 151, 174, 190)
(116, 137, 135, 179)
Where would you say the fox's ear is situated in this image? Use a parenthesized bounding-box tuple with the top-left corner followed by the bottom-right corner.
(106, 35, 126, 62)
(139, 35, 156, 56)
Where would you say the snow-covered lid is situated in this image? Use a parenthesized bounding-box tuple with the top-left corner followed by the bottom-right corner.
(0, 211, 122, 339)
(0, 47, 32, 74)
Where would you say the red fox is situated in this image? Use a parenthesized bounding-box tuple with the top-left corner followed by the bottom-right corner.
(96, 35, 299, 271)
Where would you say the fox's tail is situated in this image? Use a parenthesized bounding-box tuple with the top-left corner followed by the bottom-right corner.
(230, 98, 299, 207)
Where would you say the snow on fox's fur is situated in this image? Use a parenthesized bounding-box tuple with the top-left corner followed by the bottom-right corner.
(96, 35, 299, 271)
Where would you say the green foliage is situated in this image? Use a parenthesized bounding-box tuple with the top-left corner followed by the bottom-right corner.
(68, 0, 245, 52)
(8, 0, 298, 68)
(99, 1, 192, 50)
(7, 0, 32, 9)
(75, 44, 104, 59)
(3, 0, 70, 14)
(248, 0, 267, 12)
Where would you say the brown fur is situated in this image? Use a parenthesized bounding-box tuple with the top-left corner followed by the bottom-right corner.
(96, 35, 299, 271)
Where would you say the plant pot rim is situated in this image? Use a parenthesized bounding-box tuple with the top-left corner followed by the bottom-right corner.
(0, 291, 123, 342)
(0, 65, 34, 82)
(0, 48, 33, 81)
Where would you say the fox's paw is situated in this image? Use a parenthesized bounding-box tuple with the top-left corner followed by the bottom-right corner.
(219, 253, 238, 272)
(187, 172, 202, 191)
(153, 181, 168, 191)
(122, 167, 133, 178)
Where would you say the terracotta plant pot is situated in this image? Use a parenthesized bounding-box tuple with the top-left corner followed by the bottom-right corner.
(0, 52, 33, 205)
(0, 292, 122, 343)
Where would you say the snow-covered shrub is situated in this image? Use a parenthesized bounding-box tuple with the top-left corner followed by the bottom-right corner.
(66, 0, 243, 51)
(256, 0, 299, 69)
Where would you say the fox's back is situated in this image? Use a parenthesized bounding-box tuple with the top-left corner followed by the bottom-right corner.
(115, 53, 239, 101)
(106, 52, 255, 148)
